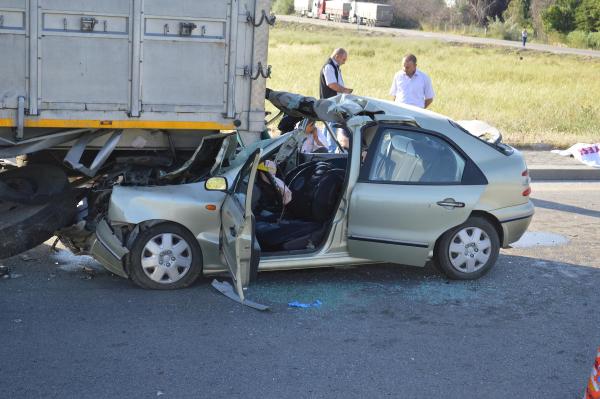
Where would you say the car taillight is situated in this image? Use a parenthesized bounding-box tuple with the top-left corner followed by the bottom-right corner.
(521, 169, 528, 177)
(522, 187, 531, 196)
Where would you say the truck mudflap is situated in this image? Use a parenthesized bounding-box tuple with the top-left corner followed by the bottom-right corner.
(89, 219, 129, 278)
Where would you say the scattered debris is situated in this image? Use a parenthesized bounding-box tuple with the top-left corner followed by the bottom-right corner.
(288, 300, 322, 309)
(156, 391, 165, 397)
(13, 319, 22, 323)
(0, 265, 10, 278)
(19, 253, 38, 262)
(81, 266, 96, 280)
(51, 249, 103, 272)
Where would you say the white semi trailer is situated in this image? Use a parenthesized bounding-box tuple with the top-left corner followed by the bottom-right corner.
(294, 0, 316, 17)
(350, 1, 393, 27)
(0, 0, 273, 258)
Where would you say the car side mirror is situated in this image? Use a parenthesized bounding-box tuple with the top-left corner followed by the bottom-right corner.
(205, 176, 228, 191)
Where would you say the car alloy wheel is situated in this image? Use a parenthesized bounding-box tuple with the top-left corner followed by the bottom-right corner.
(141, 233, 192, 284)
(128, 222, 203, 290)
(435, 216, 500, 280)
(447, 226, 491, 273)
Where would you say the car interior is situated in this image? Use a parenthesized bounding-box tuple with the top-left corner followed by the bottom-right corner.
(251, 120, 351, 254)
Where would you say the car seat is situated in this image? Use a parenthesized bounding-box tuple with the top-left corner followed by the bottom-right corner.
(255, 161, 345, 251)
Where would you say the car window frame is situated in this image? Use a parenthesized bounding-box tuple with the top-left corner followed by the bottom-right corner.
(358, 123, 488, 186)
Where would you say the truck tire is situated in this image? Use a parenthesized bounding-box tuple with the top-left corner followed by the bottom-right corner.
(0, 164, 71, 204)
(0, 164, 77, 259)
(0, 196, 77, 259)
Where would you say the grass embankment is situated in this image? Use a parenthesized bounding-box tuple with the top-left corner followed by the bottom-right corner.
(268, 22, 600, 148)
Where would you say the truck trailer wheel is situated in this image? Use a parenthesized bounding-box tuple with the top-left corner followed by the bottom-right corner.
(0, 164, 71, 204)
(0, 164, 77, 259)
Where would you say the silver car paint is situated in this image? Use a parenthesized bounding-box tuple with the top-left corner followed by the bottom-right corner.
(104, 94, 533, 277)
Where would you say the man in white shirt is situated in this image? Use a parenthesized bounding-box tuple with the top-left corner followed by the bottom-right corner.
(389, 54, 435, 109)
(320, 48, 353, 99)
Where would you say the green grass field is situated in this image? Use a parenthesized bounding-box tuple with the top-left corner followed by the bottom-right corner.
(267, 22, 600, 148)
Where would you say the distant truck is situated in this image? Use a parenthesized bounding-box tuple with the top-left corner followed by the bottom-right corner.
(349, 1, 393, 27)
(294, 1, 392, 27)
(0, 0, 273, 259)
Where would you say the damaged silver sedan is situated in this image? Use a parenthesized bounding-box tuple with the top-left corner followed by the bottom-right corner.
(0, 90, 534, 306)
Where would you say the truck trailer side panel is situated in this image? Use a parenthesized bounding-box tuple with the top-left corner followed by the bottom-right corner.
(0, 0, 272, 145)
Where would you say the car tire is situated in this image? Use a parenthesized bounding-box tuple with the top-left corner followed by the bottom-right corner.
(435, 216, 500, 280)
(128, 222, 203, 290)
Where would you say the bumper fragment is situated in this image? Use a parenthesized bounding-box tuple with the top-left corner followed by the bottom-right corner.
(90, 219, 129, 278)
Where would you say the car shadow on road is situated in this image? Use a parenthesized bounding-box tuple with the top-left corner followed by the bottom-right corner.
(531, 198, 600, 218)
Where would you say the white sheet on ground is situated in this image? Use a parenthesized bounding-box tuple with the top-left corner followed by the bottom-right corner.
(551, 143, 600, 168)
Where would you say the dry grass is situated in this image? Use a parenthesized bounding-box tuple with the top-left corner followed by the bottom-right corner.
(267, 22, 600, 148)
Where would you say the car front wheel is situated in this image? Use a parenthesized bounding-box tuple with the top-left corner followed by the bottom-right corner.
(435, 216, 500, 280)
(128, 222, 203, 290)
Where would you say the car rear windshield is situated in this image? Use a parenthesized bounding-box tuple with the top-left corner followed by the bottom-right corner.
(448, 120, 514, 156)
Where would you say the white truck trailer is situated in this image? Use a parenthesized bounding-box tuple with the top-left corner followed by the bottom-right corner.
(0, 0, 273, 259)
(350, 1, 393, 27)
(294, 0, 315, 17)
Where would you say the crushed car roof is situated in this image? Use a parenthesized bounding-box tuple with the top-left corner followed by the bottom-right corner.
(265, 88, 449, 128)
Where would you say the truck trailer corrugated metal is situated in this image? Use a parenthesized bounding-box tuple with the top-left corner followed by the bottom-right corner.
(0, 0, 272, 148)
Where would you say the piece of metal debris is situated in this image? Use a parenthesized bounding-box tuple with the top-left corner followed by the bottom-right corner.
(0, 265, 10, 279)
(211, 279, 269, 311)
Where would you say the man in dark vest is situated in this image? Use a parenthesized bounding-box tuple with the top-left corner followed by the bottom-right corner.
(319, 48, 353, 99)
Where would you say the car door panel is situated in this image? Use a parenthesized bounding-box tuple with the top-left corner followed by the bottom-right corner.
(347, 125, 486, 267)
(219, 149, 261, 300)
(348, 183, 485, 266)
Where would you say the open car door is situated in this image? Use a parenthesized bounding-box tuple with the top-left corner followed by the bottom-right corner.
(213, 149, 266, 309)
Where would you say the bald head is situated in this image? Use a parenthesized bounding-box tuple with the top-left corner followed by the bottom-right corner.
(331, 48, 348, 65)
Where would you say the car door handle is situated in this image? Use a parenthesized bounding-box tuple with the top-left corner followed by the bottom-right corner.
(436, 199, 465, 208)
(229, 226, 237, 237)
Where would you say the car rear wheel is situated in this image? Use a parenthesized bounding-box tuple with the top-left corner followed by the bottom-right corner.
(435, 216, 500, 280)
(128, 222, 203, 290)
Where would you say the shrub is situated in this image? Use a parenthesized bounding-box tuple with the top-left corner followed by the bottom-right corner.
(588, 32, 600, 48)
(566, 30, 590, 48)
(272, 0, 294, 15)
(487, 17, 521, 41)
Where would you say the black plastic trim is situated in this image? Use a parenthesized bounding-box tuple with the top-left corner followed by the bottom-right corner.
(348, 235, 428, 248)
(500, 214, 534, 224)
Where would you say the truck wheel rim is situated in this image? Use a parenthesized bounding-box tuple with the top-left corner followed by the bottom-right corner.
(448, 227, 491, 273)
(141, 233, 192, 284)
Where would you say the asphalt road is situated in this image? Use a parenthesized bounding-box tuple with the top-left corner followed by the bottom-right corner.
(1, 182, 599, 398)
(277, 15, 600, 59)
